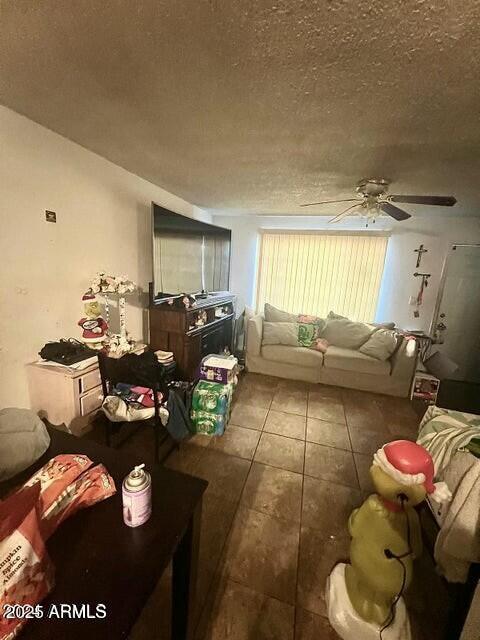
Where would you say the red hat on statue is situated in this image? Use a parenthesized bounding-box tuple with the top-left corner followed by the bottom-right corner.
(82, 290, 96, 302)
(373, 440, 452, 503)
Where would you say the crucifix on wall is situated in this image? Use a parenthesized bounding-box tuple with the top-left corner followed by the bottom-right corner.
(414, 244, 428, 268)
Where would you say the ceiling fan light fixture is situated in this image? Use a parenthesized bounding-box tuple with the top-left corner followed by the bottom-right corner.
(302, 178, 456, 223)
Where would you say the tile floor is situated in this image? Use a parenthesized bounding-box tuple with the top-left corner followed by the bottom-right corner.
(109, 373, 448, 640)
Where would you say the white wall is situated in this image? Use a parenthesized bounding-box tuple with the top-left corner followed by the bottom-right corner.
(214, 214, 480, 331)
(0, 106, 210, 408)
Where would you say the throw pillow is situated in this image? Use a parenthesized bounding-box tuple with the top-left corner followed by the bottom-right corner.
(322, 318, 374, 349)
(297, 316, 326, 344)
(328, 311, 395, 331)
(298, 314, 324, 326)
(262, 321, 327, 351)
(359, 329, 398, 360)
(264, 303, 298, 323)
(327, 311, 348, 320)
(370, 321, 396, 330)
(262, 322, 299, 346)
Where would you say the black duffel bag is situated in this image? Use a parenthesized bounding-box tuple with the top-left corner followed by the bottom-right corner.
(39, 339, 96, 365)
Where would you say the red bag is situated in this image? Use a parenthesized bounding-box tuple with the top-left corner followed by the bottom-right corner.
(41, 464, 116, 539)
(0, 483, 54, 640)
(23, 454, 93, 517)
(0, 458, 115, 639)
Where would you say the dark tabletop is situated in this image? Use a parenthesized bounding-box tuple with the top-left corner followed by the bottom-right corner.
(0, 428, 207, 639)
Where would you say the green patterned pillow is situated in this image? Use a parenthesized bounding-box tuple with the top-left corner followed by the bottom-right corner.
(297, 322, 318, 347)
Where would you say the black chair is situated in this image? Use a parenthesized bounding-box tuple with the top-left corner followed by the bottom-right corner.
(97, 351, 171, 463)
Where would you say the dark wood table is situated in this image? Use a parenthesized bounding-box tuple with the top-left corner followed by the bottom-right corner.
(0, 428, 207, 640)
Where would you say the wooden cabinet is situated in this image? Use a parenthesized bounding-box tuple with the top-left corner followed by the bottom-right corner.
(149, 292, 236, 380)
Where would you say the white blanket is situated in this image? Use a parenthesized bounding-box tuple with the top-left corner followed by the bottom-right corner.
(418, 405, 480, 475)
(434, 452, 480, 582)
(418, 406, 480, 582)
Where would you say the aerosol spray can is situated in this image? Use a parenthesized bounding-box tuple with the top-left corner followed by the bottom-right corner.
(122, 464, 152, 527)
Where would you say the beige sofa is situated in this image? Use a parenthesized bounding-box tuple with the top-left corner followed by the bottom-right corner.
(246, 314, 416, 397)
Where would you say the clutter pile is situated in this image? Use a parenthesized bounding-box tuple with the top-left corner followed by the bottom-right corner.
(191, 354, 238, 436)
(102, 382, 168, 425)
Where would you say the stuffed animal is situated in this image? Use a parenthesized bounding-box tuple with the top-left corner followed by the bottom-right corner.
(327, 440, 451, 640)
(78, 291, 108, 347)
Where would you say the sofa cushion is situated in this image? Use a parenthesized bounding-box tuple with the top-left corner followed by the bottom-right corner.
(262, 322, 299, 346)
(324, 346, 391, 375)
(264, 303, 298, 323)
(322, 318, 374, 349)
(359, 329, 398, 360)
(262, 345, 324, 368)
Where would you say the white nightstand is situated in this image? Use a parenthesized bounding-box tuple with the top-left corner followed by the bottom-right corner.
(27, 361, 103, 436)
(26, 344, 146, 436)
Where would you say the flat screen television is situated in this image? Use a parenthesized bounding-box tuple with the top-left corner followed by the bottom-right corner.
(151, 203, 231, 301)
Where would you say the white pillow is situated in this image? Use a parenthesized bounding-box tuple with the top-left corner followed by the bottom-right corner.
(359, 329, 398, 360)
(322, 318, 374, 349)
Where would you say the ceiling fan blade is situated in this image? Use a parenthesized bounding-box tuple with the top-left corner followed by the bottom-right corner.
(300, 198, 359, 207)
(380, 202, 411, 221)
(329, 203, 362, 223)
(390, 195, 456, 207)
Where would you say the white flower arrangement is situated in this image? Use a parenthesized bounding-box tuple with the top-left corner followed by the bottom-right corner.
(90, 272, 136, 296)
(104, 333, 135, 355)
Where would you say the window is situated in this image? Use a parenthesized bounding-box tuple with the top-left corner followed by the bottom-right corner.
(256, 231, 389, 322)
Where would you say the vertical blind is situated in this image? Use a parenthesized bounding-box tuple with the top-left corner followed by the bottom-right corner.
(256, 232, 388, 322)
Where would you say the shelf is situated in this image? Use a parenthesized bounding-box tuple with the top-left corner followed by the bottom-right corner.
(151, 292, 234, 310)
(186, 313, 235, 337)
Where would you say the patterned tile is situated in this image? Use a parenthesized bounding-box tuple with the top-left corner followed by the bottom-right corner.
(307, 398, 345, 424)
(230, 403, 269, 430)
(295, 608, 341, 640)
(211, 425, 260, 460)
(297, 526, 349, 617)
(302, 475, 361, 535)
(304, 442, 358, 489)
(241, 462, 303, 523)
(199, 579, 294, 640)
(264, 410, 306, 440)
(271, 389, 308, 416)
(223, 507, 300, 603)
(254, 433, 305, 474)
(306, 418, 350, 451)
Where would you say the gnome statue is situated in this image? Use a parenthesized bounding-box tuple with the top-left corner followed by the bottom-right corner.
(78, 290, 108, 348)
(327, 440, 451, 640)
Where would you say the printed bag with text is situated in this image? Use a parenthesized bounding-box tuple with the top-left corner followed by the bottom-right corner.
(22, 455, 116, 539)
(0, 483, 54, 640)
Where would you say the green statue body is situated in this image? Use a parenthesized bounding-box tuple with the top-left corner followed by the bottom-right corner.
(345, 469, 424, 626)
(327, 440, 451, 639)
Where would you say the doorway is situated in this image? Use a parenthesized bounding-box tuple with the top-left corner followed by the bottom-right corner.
(430, 244, 480, 382)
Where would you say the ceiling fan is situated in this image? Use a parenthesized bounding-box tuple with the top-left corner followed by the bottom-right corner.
(301, 178, 456, 224)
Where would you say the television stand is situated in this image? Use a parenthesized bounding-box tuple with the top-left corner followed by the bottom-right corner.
(149, 292, 236, 380)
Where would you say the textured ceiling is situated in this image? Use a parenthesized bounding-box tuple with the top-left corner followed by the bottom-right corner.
(1, 0, 480, 216)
